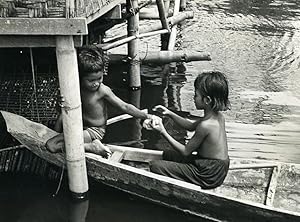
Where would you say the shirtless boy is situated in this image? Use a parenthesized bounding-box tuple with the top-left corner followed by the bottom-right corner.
(46, 45, 153, 157)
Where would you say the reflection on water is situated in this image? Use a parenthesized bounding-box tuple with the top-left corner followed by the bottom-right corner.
(0, 174, 204, 222)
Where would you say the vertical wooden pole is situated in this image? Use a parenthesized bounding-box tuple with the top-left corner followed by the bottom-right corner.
(160, 0, 170, 50)
(127, 0, 141, 89)
(56, 36, 89, 199)
(180, 0, 186, 11)
(155, 0, 170, 32)
(168, 0, 181, 71)
(129, 90, 142, 144)
(168, 0, 180, 51)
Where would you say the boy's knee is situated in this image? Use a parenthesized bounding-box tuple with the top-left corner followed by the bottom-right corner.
(45, 139, 56, 153)
(45, 135, 64, 153)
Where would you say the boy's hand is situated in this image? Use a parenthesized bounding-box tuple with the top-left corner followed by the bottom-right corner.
(153, 105, 171, 116)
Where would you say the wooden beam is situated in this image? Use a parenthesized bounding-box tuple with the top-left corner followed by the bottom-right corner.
(103, 4, 122, 19)
(0, 36, 83, 48)
(86, 0, 124, 24)
(0, 18, 87, 35)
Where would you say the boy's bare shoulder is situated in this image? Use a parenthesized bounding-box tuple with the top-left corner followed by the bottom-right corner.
(98, 83, 112, 95)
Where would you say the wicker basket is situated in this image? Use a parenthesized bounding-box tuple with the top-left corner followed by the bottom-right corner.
(0, 0, 114, 18)
(0, 0, 66, 18)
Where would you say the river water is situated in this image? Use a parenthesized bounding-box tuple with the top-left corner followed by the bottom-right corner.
(1, 0, 300, 221)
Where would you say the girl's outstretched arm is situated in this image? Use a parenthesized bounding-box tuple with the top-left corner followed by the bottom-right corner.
(150, 117, 187, 155)
(153, 105, 197, 131)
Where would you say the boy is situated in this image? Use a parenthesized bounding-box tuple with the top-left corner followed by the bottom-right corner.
(147, 71, 230, 189)
(46, 45, 153, 157)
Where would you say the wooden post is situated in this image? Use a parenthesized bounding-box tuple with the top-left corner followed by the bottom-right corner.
(127, 0, 140, 89)
(168, 0, 181, 71)
(160, 0, 170, 50)
(155, 0, 171, 32)
(56, 36, 89, 199)
(180, 0, 186, 11)
(168, 0, 180, 51)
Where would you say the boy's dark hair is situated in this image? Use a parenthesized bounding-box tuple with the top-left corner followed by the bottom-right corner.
(77, 45, 108, 78)
(194, 71, 230, 112)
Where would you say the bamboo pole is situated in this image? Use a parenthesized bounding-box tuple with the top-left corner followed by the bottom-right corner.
(100, 29, 169, 50)
(103, 11, 193, 44)
(160, 0, 170, 50)
(108, 50, 211, 64)
(168, 0, 180, 51)
(127, 0, 141, 89)
(155, 0, 171, 32)
(56, 36, 89, 199)
(180, 0, 186, 11)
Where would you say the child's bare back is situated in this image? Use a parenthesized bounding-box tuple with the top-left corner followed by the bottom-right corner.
(194, 112, 228, 160)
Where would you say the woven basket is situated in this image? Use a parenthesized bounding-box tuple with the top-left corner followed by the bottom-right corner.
(0, 0, 66, 17)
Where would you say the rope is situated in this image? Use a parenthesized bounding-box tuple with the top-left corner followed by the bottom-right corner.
(29, 48, 40, 122)
(52, 147, 65, 197)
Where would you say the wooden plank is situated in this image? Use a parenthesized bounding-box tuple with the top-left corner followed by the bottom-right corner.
(109, 151, 125, 162)
(230, 163, 279, 170)
(0, 36, 83, 47)
(265, 164, 281, 206)
(106, 144, 163, 162)
(0, 18, 87, 35)
(107, 109, 148, 125)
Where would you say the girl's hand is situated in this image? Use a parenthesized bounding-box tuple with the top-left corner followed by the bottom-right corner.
(150, 116, 166, 133)
(152, 105, 171, 116)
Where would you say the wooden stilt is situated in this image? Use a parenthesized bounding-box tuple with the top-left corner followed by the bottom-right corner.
(155, 0, 171, 32)
(168, 0, 180, 51)
(180, 0, 186, 11)
(56, 36, 89, 199)
(127, 0, 141, 89)
(160, 0, 171, 50)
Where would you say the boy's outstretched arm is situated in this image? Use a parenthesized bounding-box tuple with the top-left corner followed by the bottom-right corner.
(153, 105, 197, 131)
(104, 86, 150, 119)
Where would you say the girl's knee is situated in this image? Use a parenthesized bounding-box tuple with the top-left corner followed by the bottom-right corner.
(149, 160, 163, 173)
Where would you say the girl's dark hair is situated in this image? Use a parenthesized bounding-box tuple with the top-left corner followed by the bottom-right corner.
(194, 71, 230, 112)
(77, 45, 108, 78)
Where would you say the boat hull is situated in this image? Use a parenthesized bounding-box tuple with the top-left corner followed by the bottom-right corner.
(1, 110, 300, 222)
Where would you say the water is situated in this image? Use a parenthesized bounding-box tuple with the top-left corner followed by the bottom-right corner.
(1, 0, 300, 221)
(0, 174, 203, 222)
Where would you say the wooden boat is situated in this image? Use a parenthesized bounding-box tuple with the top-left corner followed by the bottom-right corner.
(1, 110, 300, 222)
